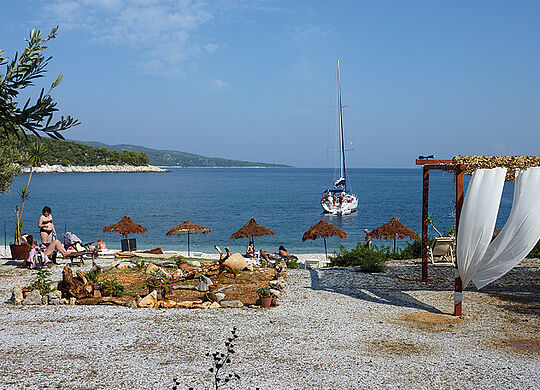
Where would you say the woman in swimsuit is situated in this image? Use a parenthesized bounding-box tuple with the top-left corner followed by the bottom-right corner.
(38, 206, 56, 245)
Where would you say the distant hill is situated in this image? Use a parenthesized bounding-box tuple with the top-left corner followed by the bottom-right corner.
(76, 141, 290, 168)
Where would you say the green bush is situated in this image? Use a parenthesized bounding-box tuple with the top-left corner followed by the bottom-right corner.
(527, 239, 540, 258)
(330, 243, 390, 272)
(26, 269, 54, 296)
(86, 269, 99, 283)
(100, 278, 125, 297)
(284, 256, 298, 269)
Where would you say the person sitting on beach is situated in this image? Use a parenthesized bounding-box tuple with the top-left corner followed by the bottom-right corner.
(245, 241, 254, 258)
(38, 206, 56, 245)
(97, 239, 107, 251)
(26, 235, 73, 267)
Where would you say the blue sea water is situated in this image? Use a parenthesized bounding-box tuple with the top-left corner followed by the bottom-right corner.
(0, 168, 514, 254)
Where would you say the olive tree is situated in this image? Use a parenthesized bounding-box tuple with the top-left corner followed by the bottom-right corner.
(0, 27, 79, 192)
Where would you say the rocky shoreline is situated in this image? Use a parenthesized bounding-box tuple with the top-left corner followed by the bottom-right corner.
(22, 164, 168, 173)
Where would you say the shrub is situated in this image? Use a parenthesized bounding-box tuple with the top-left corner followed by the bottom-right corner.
(397, 238, 423, 260)
(527, 239, 540, 258)
(100, 278, 125, 297)
(330, 243, 390, 272)
(86, 269, 99, 283)
(26, 269, 53, 296)
(284, 256, 298, 269)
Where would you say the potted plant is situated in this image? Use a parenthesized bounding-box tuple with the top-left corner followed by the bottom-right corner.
(257, 286, 273, 308)
(10, 142, 47, 260)
(144, 269, 174, 300)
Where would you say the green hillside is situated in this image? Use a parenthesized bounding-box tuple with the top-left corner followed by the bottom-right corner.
(77, 141, 290, 167)
(8, 135, 149, 166)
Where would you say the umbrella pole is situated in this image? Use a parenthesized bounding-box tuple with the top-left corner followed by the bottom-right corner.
(188, 232, 190, 257)
(324, 237, 328, 260)
(393, 236, 396, 254)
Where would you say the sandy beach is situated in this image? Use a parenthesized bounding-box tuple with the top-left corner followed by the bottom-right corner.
(0, 254, 538, 389)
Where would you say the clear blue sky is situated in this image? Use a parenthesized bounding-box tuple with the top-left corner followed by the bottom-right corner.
(1, 1, 538, 167)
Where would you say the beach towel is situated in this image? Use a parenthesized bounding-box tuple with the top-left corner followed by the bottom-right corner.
(28, 247, 50, 269)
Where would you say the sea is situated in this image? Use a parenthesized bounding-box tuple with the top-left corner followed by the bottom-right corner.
(0, 168, 514, 254)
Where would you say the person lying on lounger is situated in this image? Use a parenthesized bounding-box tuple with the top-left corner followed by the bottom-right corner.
(26, 235, 73, 267)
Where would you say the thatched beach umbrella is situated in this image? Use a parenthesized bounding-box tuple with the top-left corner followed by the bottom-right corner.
(370, 216, 418, 253)
(166, 220, 212, 256)
(102, 216, 148, 238)
(302, 219, 347, 260)
(230, 217, 275, 254)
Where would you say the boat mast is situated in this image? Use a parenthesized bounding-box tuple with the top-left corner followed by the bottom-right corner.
(337, 59, 347, 191)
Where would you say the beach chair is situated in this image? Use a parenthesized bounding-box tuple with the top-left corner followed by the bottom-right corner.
(304, 258, 321, 269)
(428, 237, 455, 266)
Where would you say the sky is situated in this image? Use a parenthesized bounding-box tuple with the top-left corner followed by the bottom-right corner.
(1, 1, 538, 168)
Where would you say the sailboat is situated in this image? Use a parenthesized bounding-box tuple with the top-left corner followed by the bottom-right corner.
(321, 59, 358, 215)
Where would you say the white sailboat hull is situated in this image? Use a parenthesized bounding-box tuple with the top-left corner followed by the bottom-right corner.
(321, 192, 358, 215)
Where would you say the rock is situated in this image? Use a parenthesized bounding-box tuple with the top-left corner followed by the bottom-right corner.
(201, 301, 212, 309)
(161, 299, 176, 309)
(172, 269, 183, 279)
(209, 302, 221, 309)
(84, 284, 93, 294)
(42, 295, 48, 305)
(224, 253, 247, 271)
(138, 290, 157, 308)
(23, 290, 42, 305)
(245, 265, 254, 272)
(220, 300, 244, 308)
(126, 297, 138, 309)
(60, 298, 69, 305)
(269, 280, 285, 290)
(55, 290, 62, 299)
(93, 290, 102, 298)
(10, 284, 23, 305)
(188, 260, 201, 267)
(47, 292, 60, 305)
(177, 301, 194, 308)
(145, 263, 160, 275)
(214, 292, 226, 302)
(196, 275, 213, 292)
(269, 289, 280, 298)
(69, 297, 77, 305)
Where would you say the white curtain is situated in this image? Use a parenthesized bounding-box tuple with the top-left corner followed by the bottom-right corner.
(456, 168, 507, 288)
(472, 167, 540, 288)
(457, 167, 540, 289)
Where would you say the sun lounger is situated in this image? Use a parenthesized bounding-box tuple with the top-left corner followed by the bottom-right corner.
(304, 258, 322, 269)
(428, 237, 455, 266)
(64, 249, 98, 266)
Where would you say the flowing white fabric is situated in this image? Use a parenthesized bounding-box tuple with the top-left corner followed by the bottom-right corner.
(456, 168, 507, 288)
(472, 167, 540, 288)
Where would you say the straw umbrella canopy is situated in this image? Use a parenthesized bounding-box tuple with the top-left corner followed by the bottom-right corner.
(302, 219, 347, 260)
(102, 216, 148, 238)
(230, 217, 275, 254)
(370, 216, 418, 253)
(166, 220, 212, 256)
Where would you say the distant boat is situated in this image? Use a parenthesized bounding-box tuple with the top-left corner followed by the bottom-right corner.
(321, 59, 358, 215)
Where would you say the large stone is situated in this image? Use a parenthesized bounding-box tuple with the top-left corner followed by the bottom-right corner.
(224, 253, 247, 271)
(201, 301, 212, 309)
(214, 292, 226, 302)
(209, 302, 221, 309)
(22, 290, 42, 305)
(177, 301, 194, 308)
(126, 297, 138, 309)
(47, 292, 60, 305)
(69, 297, 77, 305)
(189, 260, 201, 267)
(269, 280, 285, 290)
(160, 299, 176, 309)
(196, 275, 213, 292)
(145, 263, 160, 275)
(10, 284, 23, 305)
(138, 290, 157, 308)
(269, 289, 281, 298)
(220, 300, 244, 308)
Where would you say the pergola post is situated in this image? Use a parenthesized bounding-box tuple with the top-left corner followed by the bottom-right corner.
(453, 165, 465, 316)
(421, 166, 430, 281)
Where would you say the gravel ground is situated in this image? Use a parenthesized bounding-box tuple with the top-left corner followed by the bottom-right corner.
(0, 257, 538, 390)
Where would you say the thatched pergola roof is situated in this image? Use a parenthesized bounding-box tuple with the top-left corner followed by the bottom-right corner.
(302, 220, 347, 241)
(166, 220, 212, 236)
(102, 216, 148, 238)
(452, 155, 540, 181)
(230, 218, 275, 239)
(370, 217, 418, 241)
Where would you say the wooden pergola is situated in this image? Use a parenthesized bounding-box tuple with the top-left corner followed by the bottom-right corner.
(416, 155, 539, 316)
